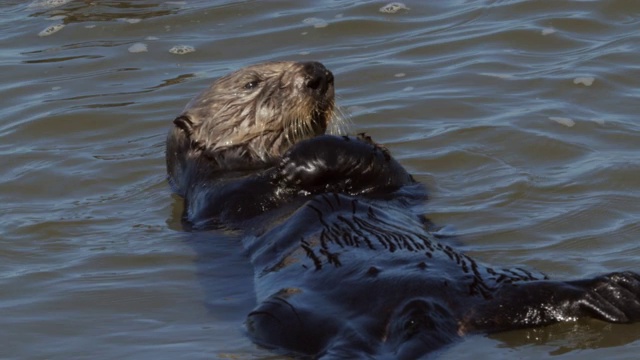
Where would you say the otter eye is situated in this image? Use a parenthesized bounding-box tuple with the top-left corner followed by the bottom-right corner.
(403, 314, 431, 337)
(403, 319, 421, 335)
(244, 79, 261, 90)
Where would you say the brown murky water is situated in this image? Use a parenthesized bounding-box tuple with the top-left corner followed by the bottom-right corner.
(1, 1, 639, 359)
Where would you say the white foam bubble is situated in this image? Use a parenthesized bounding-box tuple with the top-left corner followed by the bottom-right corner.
(38, 24, 65, 37)
(379, 2, 410, 14)
(145, 36, 159, 41)
(541, 27, 556, 35)
(303, 17, 329, 28)
(28, 0, 72, 10)
(549, 116, 575, 127)
(169, 45, 195, 55)
(479, 72, 516, 80)
(394, 73, 406, 78)
(128, 43, 148, 53)
(573, 77, 595, 86)
(85, 24, 96, 29)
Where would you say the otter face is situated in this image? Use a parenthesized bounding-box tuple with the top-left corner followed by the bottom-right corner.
(175, 61, 335, 168)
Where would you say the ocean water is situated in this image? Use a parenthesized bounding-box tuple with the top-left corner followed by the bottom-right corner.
(1, 1, 639, 359)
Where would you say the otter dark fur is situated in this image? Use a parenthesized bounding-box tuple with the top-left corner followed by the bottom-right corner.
(166, 61, 640, 359)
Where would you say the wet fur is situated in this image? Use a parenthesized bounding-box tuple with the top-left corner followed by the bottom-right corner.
(166, 61, 335, 196)
(166, 61, 640, 359)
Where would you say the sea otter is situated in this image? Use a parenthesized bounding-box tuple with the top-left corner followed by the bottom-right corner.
(166, 61, 640, 359)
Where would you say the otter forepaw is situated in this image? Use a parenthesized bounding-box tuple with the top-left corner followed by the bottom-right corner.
(275, 135, 413, 195)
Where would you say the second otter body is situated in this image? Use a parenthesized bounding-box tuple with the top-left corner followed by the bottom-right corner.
(166, 61, 640, 359)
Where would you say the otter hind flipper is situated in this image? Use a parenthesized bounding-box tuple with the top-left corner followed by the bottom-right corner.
(462, 271, 640, 334)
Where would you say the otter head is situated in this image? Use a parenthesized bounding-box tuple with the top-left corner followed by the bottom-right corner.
(167, 61, 335, 185)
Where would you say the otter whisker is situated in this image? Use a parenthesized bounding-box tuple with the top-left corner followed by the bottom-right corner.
(328, 103, 350, 136)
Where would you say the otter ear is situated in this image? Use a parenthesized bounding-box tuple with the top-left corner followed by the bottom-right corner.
(173, 115, 194, 136)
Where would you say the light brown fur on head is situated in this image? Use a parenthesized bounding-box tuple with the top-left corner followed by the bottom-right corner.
(168, 61, 335, 176)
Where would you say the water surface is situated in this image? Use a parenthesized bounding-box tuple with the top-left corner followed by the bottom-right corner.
(1, 1, 639, 359)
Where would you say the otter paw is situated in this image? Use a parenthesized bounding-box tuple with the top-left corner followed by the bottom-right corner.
(276, 135, 349, 188)
(276, 135, 376, 193)
(276, 135, 413, 195)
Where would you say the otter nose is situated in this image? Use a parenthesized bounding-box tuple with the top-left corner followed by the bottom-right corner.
(303, 62, 334, 94)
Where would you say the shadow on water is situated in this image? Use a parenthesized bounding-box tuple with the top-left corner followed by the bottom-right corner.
(167, 189, 256, 316)
(490, 320, 640, 356)
(188, 230, 256, 321)
(167, 193, 277, 357)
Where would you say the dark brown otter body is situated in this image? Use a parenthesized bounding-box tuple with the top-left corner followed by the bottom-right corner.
(166, 61, 640, 359)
